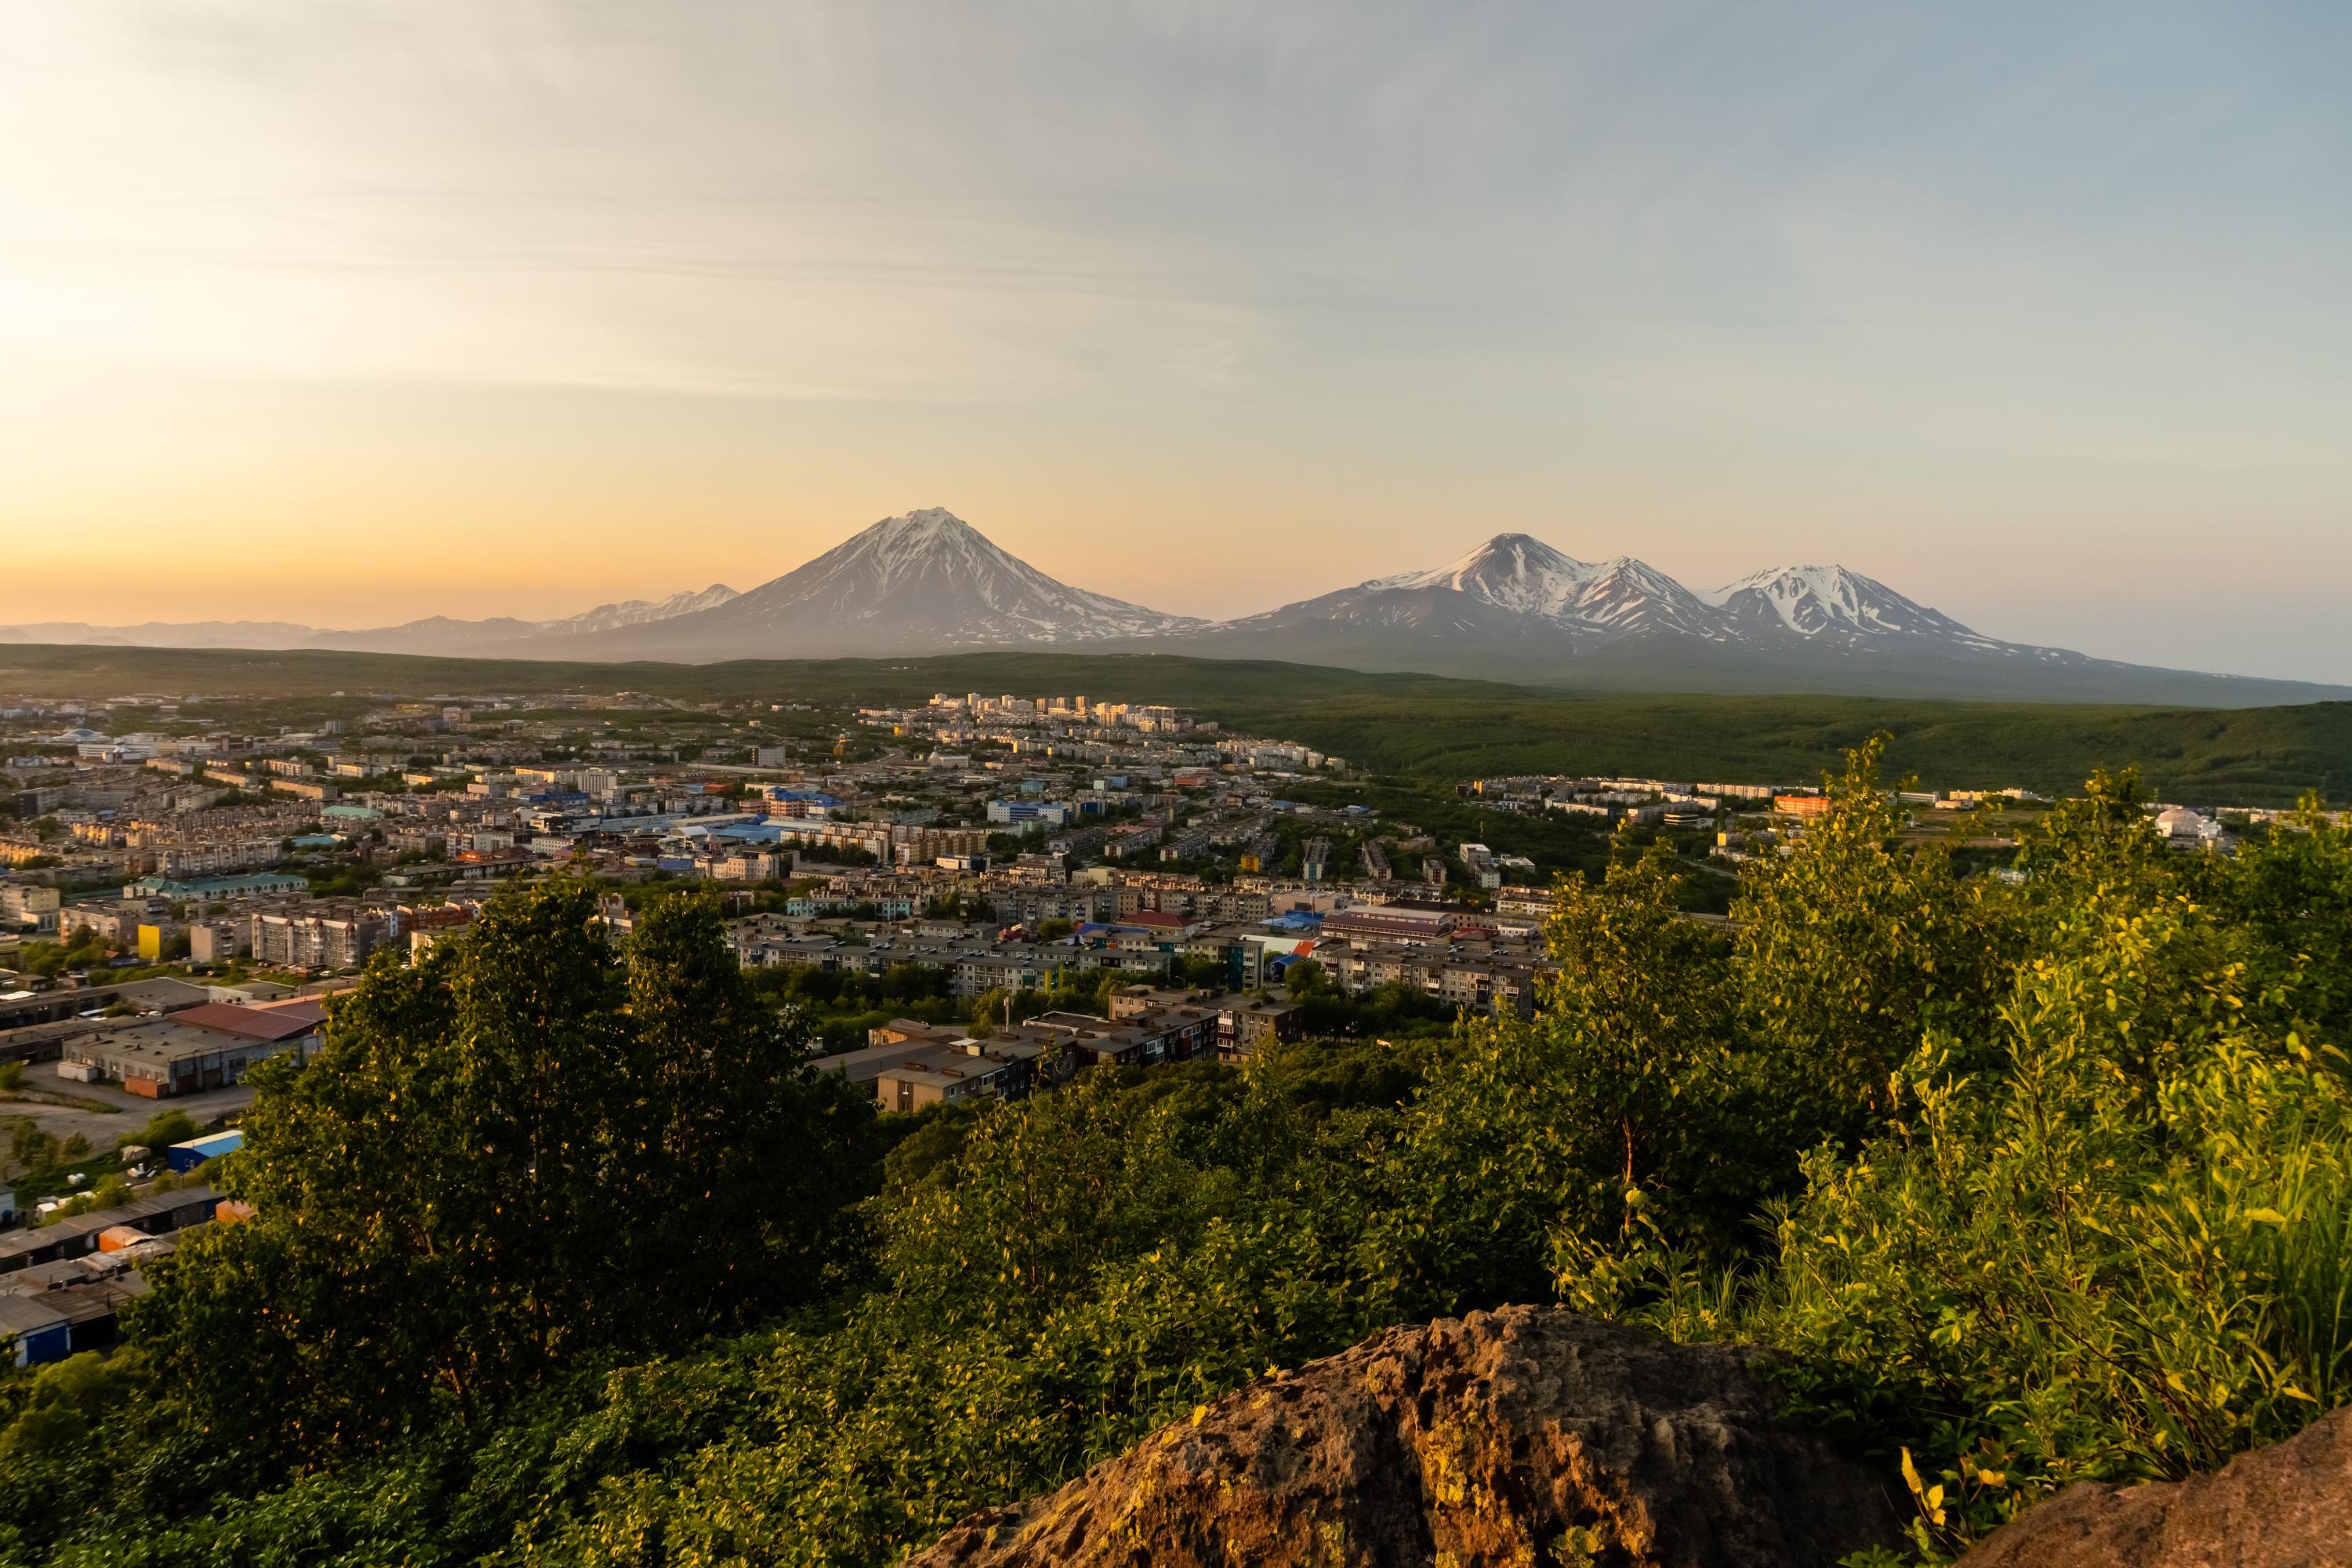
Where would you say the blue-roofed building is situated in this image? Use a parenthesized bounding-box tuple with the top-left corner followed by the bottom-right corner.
(760, 788, 844, 818)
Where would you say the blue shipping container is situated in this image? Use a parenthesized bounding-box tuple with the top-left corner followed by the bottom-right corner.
(165, 1130, 244, 1174)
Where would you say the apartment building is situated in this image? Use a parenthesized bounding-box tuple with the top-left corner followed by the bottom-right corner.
(149, 838, 284, 878)
(248, 905, 390, 971)
(1, 884, 60, 936)
(187, 919, 247, 964)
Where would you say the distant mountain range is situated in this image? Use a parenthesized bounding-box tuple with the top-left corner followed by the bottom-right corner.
(0, 585, 741, 655)
(5, 510, 2342, 706)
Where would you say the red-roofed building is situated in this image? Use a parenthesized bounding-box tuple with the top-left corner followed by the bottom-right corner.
(162, 1001, 322, 1044)
(57, 1000, 325, 1098)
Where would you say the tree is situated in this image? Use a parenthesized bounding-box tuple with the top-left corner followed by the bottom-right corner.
(6, 1120, 60, 1177)
(1730, 736, 2003, 1138)
(1371, 840, 1750, 1312)
(1175, 953, 1229, 991)
(2212, 792, 2352, 1045)
(615, 890, 875, 1332)
(122, 1109, 198, 1152)
(129, 880, 878, 1460)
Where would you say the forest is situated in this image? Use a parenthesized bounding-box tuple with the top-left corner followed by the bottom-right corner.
(0, 744, 2347, 1566)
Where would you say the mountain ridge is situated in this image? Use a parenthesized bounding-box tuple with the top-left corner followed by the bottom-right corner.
(5, 510, 2341, 707)
(570, 508, 1203, 659)
(0, 585, 741, 655)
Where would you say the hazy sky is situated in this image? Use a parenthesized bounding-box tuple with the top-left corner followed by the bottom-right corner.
(3, 2, 2348, 679)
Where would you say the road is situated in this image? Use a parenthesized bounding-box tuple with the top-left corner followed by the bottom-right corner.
(1, 1076, 257, 1156)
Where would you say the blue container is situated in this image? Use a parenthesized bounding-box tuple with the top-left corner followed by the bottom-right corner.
(165, 1130, 244, 1174)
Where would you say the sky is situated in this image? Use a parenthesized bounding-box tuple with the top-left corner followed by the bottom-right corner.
(2, 2, 2348, 680)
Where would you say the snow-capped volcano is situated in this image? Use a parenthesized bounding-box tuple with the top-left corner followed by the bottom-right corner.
(1243, 535, 1726, 646)
(541, 508, 1204, 659)
(1379, 534, 1601, 619)
(1704, 565, 1982, 642)
(1188, 529, 2245, 695)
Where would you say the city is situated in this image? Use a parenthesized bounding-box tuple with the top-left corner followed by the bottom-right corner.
(4, 677, 2312, 1134)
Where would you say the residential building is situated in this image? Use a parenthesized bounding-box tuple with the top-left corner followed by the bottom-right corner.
(249, 905, 390, 971)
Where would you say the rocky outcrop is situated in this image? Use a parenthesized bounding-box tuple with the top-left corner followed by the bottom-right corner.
(905, 1305, 1904, 1568)
(1958, 1405, 2352, 1568)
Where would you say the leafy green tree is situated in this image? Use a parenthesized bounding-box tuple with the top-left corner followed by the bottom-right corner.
(7, 1120, 60, 1177)
(120, 1109, 198, 1152)
(1174, 953, 1229, 989)
(969, 984, 1052, 1036)
(1371, 841, 1748, 1312)
(615, 890, 877, 1328)
(130, 880, 875, 1461)
(1282, 957, 1329, 999)
(1732, 736, 2003, 1135)
(2215, 793, 2352, 1046)
(2008, 764, 2173, 908)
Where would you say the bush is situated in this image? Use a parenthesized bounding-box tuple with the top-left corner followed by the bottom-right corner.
(1749, 891, 2352, 1554)
(122, 1109, 198, 1152)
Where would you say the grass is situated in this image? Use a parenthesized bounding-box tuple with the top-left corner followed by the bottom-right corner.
(9, 1149, 130, 1207)
(0, 1089, 125, 1116)
(3, 644, 2348, 804)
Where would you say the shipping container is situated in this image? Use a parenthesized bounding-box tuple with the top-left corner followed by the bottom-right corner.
(165, 1130, 243, 1174)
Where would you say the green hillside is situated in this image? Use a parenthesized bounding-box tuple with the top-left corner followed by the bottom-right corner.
(3, 644, 2347, 803)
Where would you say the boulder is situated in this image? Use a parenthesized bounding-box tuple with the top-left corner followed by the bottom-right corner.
(1958, 1405, 2352, 1568)
(906, 1305, 1904, 1568)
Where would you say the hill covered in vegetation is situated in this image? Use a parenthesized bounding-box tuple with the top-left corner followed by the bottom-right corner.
(0, 750, 2347, 1565)
(5, 643, 2351, 803)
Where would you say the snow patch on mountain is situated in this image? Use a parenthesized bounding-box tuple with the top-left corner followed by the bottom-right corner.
(664, 508, 1204, 649)
(1384, 534, 1600, 619)
(540, 584, 740, 636)
(1704, 564, 1986, 643)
